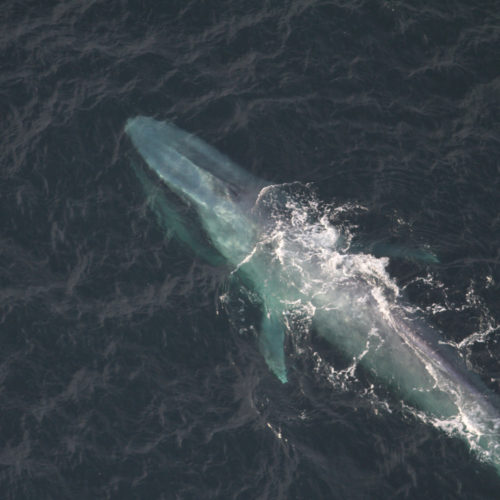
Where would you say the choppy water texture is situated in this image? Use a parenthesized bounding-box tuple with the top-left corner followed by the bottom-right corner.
(1, 1, 500, 499)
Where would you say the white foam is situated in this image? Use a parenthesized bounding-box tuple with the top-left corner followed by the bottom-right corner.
(239, 183, 500, 471)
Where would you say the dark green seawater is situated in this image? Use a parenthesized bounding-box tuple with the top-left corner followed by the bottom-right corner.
(1, 1, 500, 498)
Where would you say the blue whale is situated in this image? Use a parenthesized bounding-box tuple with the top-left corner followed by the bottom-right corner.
(125, 116, 500, 474)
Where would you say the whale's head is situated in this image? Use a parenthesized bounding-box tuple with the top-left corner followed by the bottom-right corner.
(125, 116, 264, 263)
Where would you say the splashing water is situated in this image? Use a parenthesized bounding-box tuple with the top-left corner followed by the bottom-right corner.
(237, 183, 500, 472)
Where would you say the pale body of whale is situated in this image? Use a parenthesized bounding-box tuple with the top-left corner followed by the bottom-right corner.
(125, 116, 500, 474)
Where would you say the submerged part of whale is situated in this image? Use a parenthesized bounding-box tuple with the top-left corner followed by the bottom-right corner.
(125, 116, 500, 474)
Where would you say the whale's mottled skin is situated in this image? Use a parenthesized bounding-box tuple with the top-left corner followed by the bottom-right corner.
(125, 116, 500, 474)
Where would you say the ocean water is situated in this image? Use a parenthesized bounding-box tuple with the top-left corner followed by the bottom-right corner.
(1, 1, 500, 498)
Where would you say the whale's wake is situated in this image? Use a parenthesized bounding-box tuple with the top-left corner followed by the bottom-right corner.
(237, 182, 500, 469)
